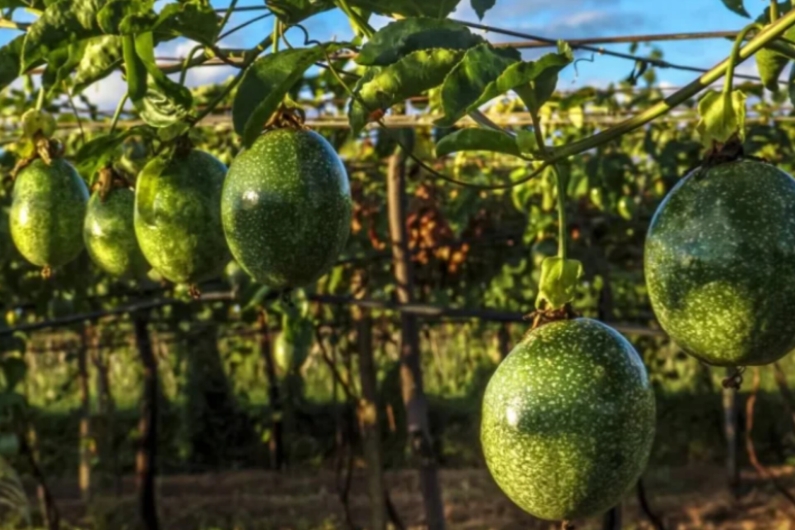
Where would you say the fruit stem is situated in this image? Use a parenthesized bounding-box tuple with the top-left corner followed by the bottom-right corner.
(771, 0, 780, 22)
(110, 94, 128, 134)
(180, 45, 205, 86)
(272, 18, 281, 54)
(723, 23, 764, 97)
(527, 106, 547, 156)
(217, 0, 238, 36)
(34, 86, 44, 112)
(552, 164, 568, 261)
(335, 0, 375, 39)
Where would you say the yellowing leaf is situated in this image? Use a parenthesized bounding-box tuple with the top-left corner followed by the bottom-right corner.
(696, 89, 747, 147)
(536, 257, 583, 310)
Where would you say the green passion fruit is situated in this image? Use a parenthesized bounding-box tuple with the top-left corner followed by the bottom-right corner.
(84, 189, 150, 279)
(481, 318, 655, 521)
(10, 158, 89, 270)
(134, 150, 230, 285)
(221, 129, 352, 289)
(645, 159, 795, 367)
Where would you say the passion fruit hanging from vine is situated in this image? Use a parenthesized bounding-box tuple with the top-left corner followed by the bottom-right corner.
(645, 158, 795, 367)
(221, 123, 352, 289)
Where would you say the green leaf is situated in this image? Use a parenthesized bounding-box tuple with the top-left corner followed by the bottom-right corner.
(122, 31, 192, 128)
(97, 0, 139, 34)
(696, 89, 747, 147)
(75, 127, 152, 181)
(0, 0, 31, 8)
(158, 121, 190, 143)
(516, 129, 539, 155)
(535, 257, 584, 310)
(266, 0, 460, 23)
(435, 128, 521, 157)
(350, 0, 460, 18)
(137, 86, 191, 128)
(234, 43, 348, 147)
(439, 44, 573, 126)
(0, 36, 43, 92)
(153, 0, 220, 45)
(0, 392, 25, 413)
(436, 44, 520, 127)
(1, 357, 26, 393)
(243, 285, 272, 311)
(122, 34, 147, 102)
(265, 0, 334, 24)
(516, 42, 574, 114)
(41, 41, 87, 97)
(73, 35, 124, 94)
(19, 0, 107, 73)
(721, 0, 749, 17)
(471, 0, 496, 19)
(349, 48, 464, 134)
(356, 18, 484, 66)
(134, 32, 193, 109)
(0, 433, 19, 457)
(118, 12, 159, 34)
(756, 48, 788, 93)
(753, 8, 795, 93)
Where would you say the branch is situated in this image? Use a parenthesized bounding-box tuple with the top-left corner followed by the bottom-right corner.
(773, 363, 795, 429)
(637, 479, 666, 530)
(307, 294, 665, 337)
(315, 329, 358, 402)
(190, 35, 273, 124)
(0, 18, 29, 31)
(551, 9, 795, 161)
(745, 368, 795, 518)
(0, 291, 236, 337)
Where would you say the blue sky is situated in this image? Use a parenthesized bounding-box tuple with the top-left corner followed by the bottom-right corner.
(0, 0, 767, 109)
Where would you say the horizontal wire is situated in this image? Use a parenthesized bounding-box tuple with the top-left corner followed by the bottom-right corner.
(454, 19, 769, 83)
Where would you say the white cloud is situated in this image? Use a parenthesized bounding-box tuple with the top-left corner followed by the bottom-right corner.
(80, 72, 130, 111)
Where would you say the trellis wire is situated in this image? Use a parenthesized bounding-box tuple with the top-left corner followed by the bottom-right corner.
(0, 290, 666, 341)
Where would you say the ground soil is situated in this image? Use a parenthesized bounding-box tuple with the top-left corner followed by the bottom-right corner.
(28, 464, 795, 529)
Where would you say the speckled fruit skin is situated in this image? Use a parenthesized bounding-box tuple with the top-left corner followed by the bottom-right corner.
(481, 318, 656, 521)
(134, 150, 229, 284)
(221, 129, 352, 289)
(645, 159, 795, 367)
(84, 189, 150, 279)
(10, 158, 89, 269)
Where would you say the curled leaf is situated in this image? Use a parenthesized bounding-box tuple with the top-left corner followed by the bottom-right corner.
(435, 128, 521, 157)
(438, 43, 573, 126)
(349, 48, 464, 134)
(73, 36, 124, 94)
(356, 18, 484, 66)
(19, 0, 106, 73)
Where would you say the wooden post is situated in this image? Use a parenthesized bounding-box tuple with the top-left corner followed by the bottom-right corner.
(773, 363, 795, 428)
(497, 323, 511, 360)
(133, 315, 160, 530)
(723, 367, 740, 496)
(596, 265, 623, 529)
(89, 328, 119, 496)
(354, 273, 388, 530)
(20, 430, 59, 530)
(77, 325, 91, 502)
(387, 147, 445, 530)
(258, 311, 285, 470)
(601, 505, 622, 530)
